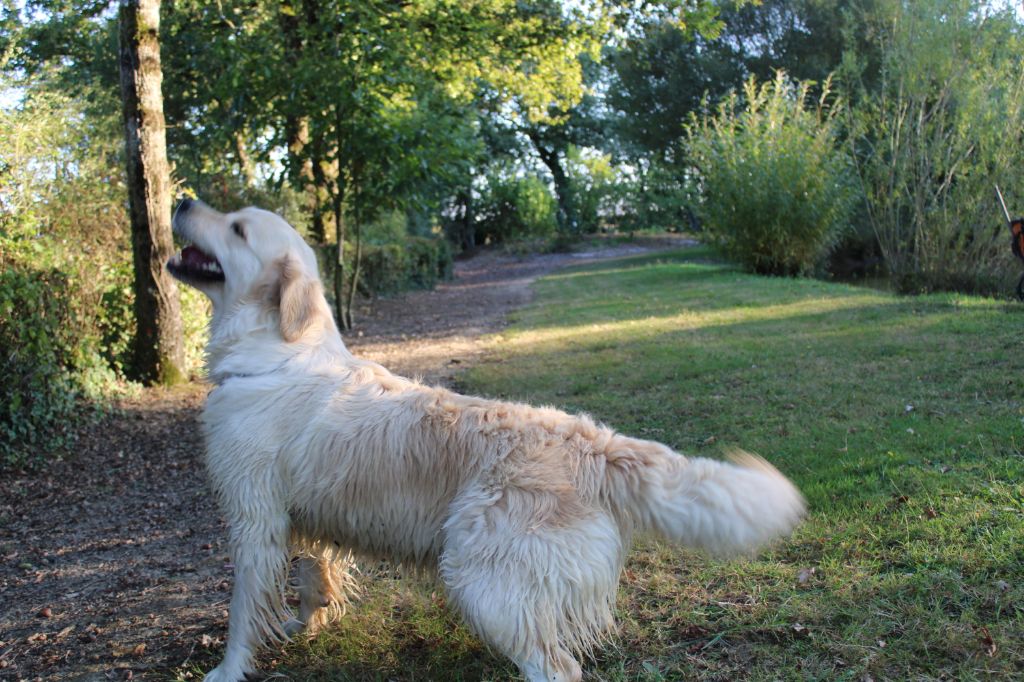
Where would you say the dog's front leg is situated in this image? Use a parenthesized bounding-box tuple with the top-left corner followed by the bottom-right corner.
(204, 513, 291, 682)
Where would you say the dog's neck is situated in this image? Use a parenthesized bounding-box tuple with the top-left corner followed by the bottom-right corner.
(204, 300, 352, 385)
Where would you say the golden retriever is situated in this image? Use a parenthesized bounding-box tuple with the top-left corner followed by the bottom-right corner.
(166, 199, 805, 682)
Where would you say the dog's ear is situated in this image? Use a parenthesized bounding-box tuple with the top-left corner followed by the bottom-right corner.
(266, 253, 325, 342)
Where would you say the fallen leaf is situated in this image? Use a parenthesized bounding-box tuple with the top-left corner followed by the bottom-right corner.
(995, 580, 1010, 592)
(791, 623, 810, 637)
(677, 624, 710, 639)
(979, 627, 997, 657)
(925, 507, 937, 519)
(797, 567, 816, 586)
(38, 606, 52, 618)
(701, 435, 717, 446)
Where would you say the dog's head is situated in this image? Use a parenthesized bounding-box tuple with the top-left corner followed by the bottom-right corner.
(167, 198, 330, 343)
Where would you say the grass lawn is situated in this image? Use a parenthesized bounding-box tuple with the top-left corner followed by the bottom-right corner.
(223, 247, 1024, 681)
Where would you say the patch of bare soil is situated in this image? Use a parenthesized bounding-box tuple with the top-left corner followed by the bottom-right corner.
(0, 237, 691, 681)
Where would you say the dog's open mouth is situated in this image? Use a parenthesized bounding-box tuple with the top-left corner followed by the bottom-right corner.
(167, 244, 225, 282)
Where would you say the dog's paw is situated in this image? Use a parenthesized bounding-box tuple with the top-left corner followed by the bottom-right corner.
(282, 617, 306, 637)
(203, 664, 248, 682)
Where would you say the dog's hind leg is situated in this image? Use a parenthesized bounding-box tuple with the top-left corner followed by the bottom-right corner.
(204, 512, 291, 682)
(284, 549, 358, 637)
(440, 486, 623, 682)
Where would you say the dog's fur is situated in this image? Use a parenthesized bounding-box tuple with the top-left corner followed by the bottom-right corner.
(167, 199, 805, 682)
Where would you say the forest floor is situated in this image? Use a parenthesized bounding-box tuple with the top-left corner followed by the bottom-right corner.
(0, 235, 691, 682)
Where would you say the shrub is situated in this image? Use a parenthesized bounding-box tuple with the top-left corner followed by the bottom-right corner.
(687, 72, 857, 275)
(566, 146, 619, 233)
(0, 264, 82, 465)
(0, 81, 213, 466)
(846, 0, 1024, 295)
(610, 160, 695, 234)
(474, 173, 558, 244)
(315, 236, 454, 300)
(405, 236, 453, 289)
(357, 243, 408, 295)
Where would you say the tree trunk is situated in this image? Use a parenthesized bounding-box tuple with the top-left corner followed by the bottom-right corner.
(309, 135, 328, 243)
(333, 190, 346, 330)
(118, 0, 185, 385)
(234, 129, 256, 187)
(345, 220, 362, 330)
(281, 2, 322, 234)
(531, 136, 578, 235)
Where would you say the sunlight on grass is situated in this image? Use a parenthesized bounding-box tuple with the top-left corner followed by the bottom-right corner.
(497, 293, 899, 350)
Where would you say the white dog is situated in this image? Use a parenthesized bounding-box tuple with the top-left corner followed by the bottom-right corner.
(166, 199, 805, 682)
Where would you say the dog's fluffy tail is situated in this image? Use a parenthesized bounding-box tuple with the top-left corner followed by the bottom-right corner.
(597, 437, 805, 556)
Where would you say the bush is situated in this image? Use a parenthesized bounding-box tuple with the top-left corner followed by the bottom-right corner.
(566, 146, 619, 233)
(687, 72, 857, 275)
(357, 243, 408, 295)
(0, 264, 82, 465)
(0, 81, 213, 466)
(474, 173, 558, 244)
(316, 235, 454, 300)
(609, 160, 695, 234)
(846, 0, 1024, 295)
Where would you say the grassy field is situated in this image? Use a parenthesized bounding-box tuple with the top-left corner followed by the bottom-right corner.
(209, 247, 1023, 681)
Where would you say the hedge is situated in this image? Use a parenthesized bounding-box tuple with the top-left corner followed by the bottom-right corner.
(315, 236, 453, 299)
(1, 265, 88, 465)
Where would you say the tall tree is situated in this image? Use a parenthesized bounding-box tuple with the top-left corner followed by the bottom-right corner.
(117, 0, 184, 384)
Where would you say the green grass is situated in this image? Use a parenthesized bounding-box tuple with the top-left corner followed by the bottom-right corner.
(211, 247, 1024, 680)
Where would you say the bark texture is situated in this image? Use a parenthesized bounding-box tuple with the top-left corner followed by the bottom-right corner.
(118, 0, 185, 385)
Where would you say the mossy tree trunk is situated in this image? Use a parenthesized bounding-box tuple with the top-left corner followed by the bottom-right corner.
(118, 0, 185, 385)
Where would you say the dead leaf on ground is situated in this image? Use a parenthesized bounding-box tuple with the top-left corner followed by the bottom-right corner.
(979, 627, 997, 657)
(797, 567, 817, 586)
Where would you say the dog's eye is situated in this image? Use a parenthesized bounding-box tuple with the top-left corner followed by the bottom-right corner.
(231, 222, 246, 239)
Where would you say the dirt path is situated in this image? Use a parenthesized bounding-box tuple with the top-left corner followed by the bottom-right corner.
(0, 238, 689, 681)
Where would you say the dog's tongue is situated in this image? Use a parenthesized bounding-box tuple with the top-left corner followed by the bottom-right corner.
(181, 244, 218, 268)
